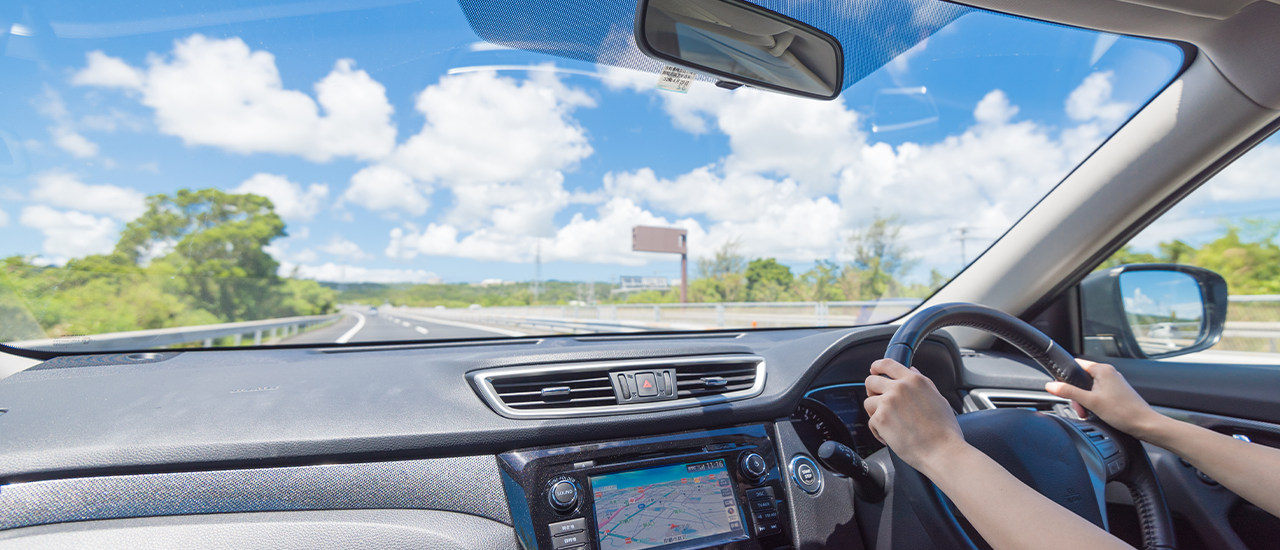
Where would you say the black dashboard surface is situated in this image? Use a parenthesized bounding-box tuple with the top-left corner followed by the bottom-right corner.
(0, 325, 957, 483)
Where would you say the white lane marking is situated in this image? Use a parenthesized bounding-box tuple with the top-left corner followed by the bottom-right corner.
(401, 321, 412, 328)
(336, 310, 367, 344)
(414, 326, 429, 335)
(395, 312, 528, 337)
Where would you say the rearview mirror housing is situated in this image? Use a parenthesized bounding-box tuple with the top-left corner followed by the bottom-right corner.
(1080, 264, 1228, 360)
(634, 0, 844, 100)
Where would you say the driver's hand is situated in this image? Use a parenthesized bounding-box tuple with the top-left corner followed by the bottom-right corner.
(1045, 359, 1164, 440)
(864, 359, 967, 471)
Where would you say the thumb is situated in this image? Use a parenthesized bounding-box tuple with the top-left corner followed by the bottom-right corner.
(1044, 381, 1077, 400)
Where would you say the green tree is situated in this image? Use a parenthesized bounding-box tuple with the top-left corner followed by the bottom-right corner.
(845, 214, 917, 299)
(745, 258, 793, 300)
(692, 239, 749, 302)
(119, 189, 287, 321)
(795, 260, 844, 301)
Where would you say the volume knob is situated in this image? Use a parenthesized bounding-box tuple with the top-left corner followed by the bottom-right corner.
(547, 479, 579, 512)
(740, 452, 768, 478)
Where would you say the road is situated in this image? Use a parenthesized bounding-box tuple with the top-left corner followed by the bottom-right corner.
(280, 306, 523, 345)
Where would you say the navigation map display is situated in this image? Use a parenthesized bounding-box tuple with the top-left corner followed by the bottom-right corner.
(590, 460, 747, 549)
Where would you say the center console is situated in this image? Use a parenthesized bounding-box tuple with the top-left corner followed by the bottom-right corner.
(498, 425, 793, 550)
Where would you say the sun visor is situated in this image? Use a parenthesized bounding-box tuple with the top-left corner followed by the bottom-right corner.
(455, 0, 971, 92)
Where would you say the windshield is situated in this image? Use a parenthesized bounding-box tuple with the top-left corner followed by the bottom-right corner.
(0, 0, 1182, 352)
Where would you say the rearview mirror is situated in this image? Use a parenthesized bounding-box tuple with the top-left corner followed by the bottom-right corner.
(634, 0, 844, 100)
(1080, 264, 1228, 359)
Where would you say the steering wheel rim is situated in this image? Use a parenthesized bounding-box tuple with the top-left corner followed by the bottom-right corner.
(883, 302, 1176, 550)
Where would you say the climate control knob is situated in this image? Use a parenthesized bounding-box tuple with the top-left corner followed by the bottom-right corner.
(740, 452, 768, 479)
(547, 479, 579, 512)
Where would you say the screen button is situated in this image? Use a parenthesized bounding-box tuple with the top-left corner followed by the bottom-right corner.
(552, 532, 588, 549)
(636, 372, 658, 397)
(549, 518, 586, 536)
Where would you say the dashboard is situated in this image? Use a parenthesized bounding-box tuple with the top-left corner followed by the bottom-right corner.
(0, 323, 1004, 550)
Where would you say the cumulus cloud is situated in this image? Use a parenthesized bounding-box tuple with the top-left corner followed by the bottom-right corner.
(35, 87, 100, 158)
(320, 234, 371, 260)
(72, 36, 397, 162)
(231, 173, 329, 221)
(378, 69, 593, 230)
(0, 207, 9, 227)
(29, 171, 146, 221)
(20, 206, 119, 260)
(387, 198, 705, 265)
(341, 165, 430, 215)
(279, 261, 442, 284)
(1066, 71, 1132, 126)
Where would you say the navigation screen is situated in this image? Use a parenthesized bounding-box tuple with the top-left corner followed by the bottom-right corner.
(590, 459, 747, 549)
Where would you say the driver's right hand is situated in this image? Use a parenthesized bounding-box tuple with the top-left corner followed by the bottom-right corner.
(1045, 359, 1166, 441)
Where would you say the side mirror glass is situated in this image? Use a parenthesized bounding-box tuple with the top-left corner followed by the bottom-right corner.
(1081, 264, 1228, 359)
(634, 0, 845, 100)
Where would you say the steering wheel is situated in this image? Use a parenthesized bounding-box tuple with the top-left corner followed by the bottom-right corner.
(883, 303, 1175, 550)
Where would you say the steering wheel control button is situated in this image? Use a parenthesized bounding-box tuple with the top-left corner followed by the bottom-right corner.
(552, 532, 588, 549)
(548, 480, 579, 512)
(636, 372, 658, 397)
(740, 452, 768, 478)
(790, 455, 823, 494)
(549, 518, 586, 536)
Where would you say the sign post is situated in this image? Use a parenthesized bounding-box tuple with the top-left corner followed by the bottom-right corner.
(631, 226, 689, 303)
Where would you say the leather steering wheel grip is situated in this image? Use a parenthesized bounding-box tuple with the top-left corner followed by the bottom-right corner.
(885, 302, 1092, 390)
(883, 302, 1176, 550)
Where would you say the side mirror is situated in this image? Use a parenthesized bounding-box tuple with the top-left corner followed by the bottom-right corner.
(1080, 264, 1228, 359)
(634, 0, 844, 100)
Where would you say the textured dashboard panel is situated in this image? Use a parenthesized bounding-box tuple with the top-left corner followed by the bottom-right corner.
(0, 456, 510, 531)
(0, 509, 519, 550)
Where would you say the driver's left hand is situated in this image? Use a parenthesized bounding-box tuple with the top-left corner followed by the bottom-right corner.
(864, 359, 967, 472)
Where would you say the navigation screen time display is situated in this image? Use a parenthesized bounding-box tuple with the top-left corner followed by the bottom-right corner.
(590, 459, 747, 549)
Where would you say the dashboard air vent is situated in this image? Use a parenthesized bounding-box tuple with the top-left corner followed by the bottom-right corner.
(471, 355, 767, 419)
(675, 358, 760, 398)
(489, 368, 617, 411)
(965, 389, 1073, 417)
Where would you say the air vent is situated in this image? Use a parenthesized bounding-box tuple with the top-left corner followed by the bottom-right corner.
(489, 368, 617, 411)
(675, 359, 760, 398)
(471, 355, 766, 419)
(965, 389, 1070, 415)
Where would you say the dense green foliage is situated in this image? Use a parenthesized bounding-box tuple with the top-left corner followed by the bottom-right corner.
(1, 189, 335, 339)
(1101, 221, 1280, 295)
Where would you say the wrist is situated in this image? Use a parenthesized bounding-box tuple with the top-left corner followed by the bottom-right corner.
(916, 438, 979, 481)
(1131, 410, 1176, 444)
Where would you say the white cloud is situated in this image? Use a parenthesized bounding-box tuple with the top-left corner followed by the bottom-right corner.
(71, 50, 145, 88)
(320, 234, 371, 260)
(20, 206, 119, 260)
(29, 171, 145, 221)
(0, 207, 9, 227)
(279, 261, 442, 284)
(1206, 140, 1280, 202)
(380, 69, 593, 230)
(341, 165, 430, 215)
(231, 173, 328, 221)
(50, 126, 99, 158)
(1066, 71, 1131, 125)
(387, 198, 705, 265)
(73, 36, 397, 162)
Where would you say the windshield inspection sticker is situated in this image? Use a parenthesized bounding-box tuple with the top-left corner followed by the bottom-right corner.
(656, 66, 695, 94)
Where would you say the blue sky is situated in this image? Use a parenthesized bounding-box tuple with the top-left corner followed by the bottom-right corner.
(0, 0, 1201, 286)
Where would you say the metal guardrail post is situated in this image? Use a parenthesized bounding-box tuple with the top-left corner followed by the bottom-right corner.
(654, 305, 661, 322)
(253, 330, 262, 346)
(203, 338, 213, 348)
(716, 303, 725, 327)
(233, 334, 242, 346)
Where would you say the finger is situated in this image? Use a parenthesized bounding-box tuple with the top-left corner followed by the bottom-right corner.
(863, 395, 882, 417)
(1044, 381, 1077, 400)
(1071, 400, 1088, 419)
(1075, 358, 1097, 372)
(870, 358, 912, 379)
(868, 422, 885, 445)
(864, 374, 893, 397)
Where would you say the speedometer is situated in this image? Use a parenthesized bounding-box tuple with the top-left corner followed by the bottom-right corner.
(789, 398, 856, 455)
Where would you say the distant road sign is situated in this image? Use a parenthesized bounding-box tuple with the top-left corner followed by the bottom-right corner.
(633, 226, 687, 254)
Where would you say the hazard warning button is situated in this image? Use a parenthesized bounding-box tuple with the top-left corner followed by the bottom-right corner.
(636, 372, 659, 397)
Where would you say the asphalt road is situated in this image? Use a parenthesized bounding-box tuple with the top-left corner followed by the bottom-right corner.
(280, 306, 519, 345)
